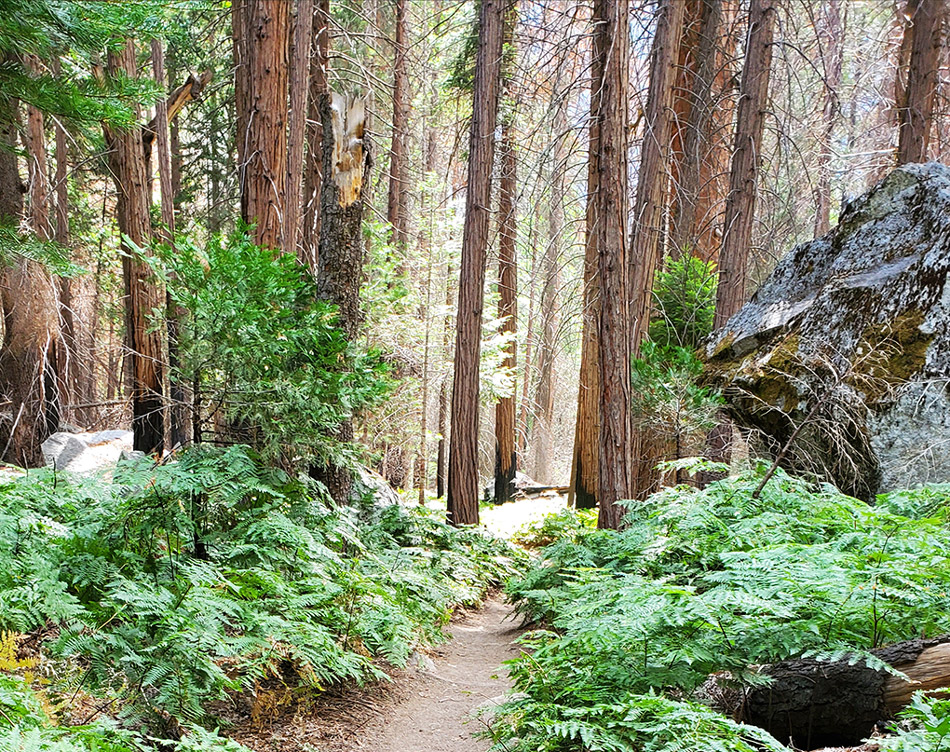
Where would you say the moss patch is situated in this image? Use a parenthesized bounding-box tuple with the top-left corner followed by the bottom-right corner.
(851, 309, 932, 403)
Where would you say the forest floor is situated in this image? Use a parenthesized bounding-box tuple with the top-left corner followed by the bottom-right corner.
(223, 597, 525, 752)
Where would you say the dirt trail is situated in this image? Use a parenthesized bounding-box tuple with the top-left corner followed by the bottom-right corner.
(352, 597, 523, 751)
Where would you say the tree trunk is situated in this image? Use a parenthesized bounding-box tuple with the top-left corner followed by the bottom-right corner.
(386, 0, 410, 252)
(301, 0, 330, 273)
(533, 135, 563, 485)
(0, 88, 59, 467)
(628, 0, 687, 503)
(568, 0, 607, 512)
(447, 0, 505, 526)
(896, 0, 946, 165)
(285, 0, 314, 256)
(150, 40, 189, 451)
(240, 0, 290, 251)
(670, 0, 733, 261)
(493, 125, 518, 504)
(726, 637, 950, 750)
(436, 262, 453, 499)
(105, 40, 165, 455)
(814, 0, 843, 237)
(313, 92, 370, 503)
(714, 0, 775, 330)
(595, 0, 633, 530)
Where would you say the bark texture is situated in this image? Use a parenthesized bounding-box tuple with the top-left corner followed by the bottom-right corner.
(386, 0, 410, 251)
(896, 0, 946, 165)
(568, 0, 606, 511)
(285, 0, 314, 255)
(105, 41, 165, 455)
(493, 126, 517, 504)
(594, 0, 633, 529)
(313, 92, 370, 504)
(301, 0, 330, 273)
(714, 0, 775, 329)
(0, 88, 59, 466)
(629, 0, 687, 503)
(239, 0, 290, 251)
(447, 0, 505, 526)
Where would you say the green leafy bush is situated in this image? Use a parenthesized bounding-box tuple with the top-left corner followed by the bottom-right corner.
(148, 228, 391, 467)
(649, 255, 717, 352)
(0, 447, 523, 732)
(880, 692, 950, 752)
(511, 508, 598, 549)
(494, 469, 950, 751)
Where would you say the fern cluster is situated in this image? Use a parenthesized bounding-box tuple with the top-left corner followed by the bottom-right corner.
(489, 469, 950, 752)
(0, 446, 522, 737)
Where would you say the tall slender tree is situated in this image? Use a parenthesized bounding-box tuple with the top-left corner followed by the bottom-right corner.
(386, 0, 410, 252)
(595, 0, 633, 530)
(715, 0, 775, 328)
(286, 0, 314, 255)
(568, 0, 607, 511)
(104, 40, 165, 454)
(447, 0, 506, 526)
(628, 0, 686, 501)
(896, 0, 946, 164)
(301, 0, 330, 273)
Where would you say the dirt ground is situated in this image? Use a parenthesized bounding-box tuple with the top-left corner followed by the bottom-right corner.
(224, 598, 525, 752)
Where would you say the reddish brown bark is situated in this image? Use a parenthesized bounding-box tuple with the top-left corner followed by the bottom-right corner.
(447, 0, 505, 526)
(285, 0, 314, 256)
(105, 40, 165, 455)
(897, 0, 946, 164)
(714, 0, 775, 330)
(595, 0, 633, 529)
(301, 0, 330, 273)
(568, 0, 607, 512)
(239, 0, 290, 251)
(493, 126, 518, 504)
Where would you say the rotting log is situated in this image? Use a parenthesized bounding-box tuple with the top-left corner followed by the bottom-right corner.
(721, 637, 950, 749)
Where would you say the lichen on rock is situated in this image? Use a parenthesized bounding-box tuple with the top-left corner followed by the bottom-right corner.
(704, 163, 950, 500)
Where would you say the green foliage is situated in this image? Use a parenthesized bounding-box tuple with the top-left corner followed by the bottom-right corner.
(0, 447, 523, 733)
(512, 508, 597, 549)
(649, 256, 718, 351)
(148, 228, 391, 466)
(630, 342, 722, 450)
(494, 470, 950, 751)
(880, 692, 950, 752)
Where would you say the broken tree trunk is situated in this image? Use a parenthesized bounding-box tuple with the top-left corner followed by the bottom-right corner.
(721, 637, 950, 749)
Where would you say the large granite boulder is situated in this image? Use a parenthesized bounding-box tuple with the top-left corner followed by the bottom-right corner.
(705, 163, 950, 500)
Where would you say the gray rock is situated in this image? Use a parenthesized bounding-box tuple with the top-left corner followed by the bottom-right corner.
(705, 163, 950, 500)
(41, 429, 134, 474)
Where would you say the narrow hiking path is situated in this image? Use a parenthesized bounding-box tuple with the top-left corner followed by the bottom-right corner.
(224, 597, 525, 752)
(353, 598, 523, 752)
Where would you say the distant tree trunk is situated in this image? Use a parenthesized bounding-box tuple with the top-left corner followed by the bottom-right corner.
(240, 0, 290, 251)
(386, 0, 410, 252)
(518, 220, 538, 460)
(314, 92, 370, 503)
(629, 0, 686, 502)
(814, 0, 843, 236)
(595, 0, 633, 529)
(0, 84, 59, 467)
(436, 262, 453, 499)
(233, 0, 250, 208)
(715, 0, 775, 330)
(494, 125, 518, 504)
(702, 0, 775, 480)
(532, 134, 564, 485)
(301, 0, 330, 273)
(447, 0, 505, 526)
(670, 0, 729, 259)
(104, 41, 165, 455)
(285, 0, 314, 256)
(896, 0, 946, 164)
(150, 40, 189, 450)
(568, 1, 607, 511)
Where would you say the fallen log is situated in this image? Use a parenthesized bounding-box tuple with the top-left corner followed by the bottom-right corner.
(725, 637, 950, 750)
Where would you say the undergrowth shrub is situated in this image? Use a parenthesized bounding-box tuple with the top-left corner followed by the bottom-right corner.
(492, 469, 950, 752)
(0, 447, 523, 734)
